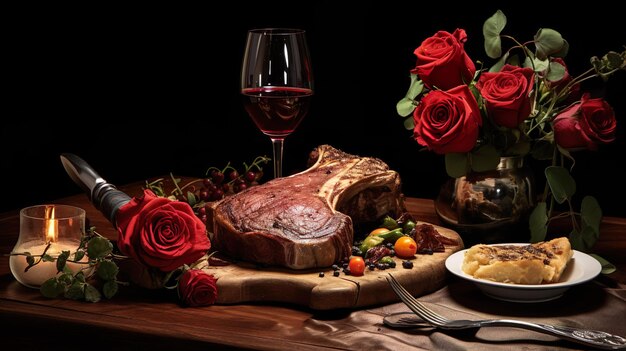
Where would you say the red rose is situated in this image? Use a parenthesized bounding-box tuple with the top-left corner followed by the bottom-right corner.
(476, 64, 535, 128)
(411, 29, 476, 90)
(178, 269, 218, 307)
(413, 85, 482, 154)
(116, 189, 211, 272)
(553, 93, 617, 150)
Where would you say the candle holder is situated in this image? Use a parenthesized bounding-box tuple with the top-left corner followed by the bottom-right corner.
(9, 204, 86, 289)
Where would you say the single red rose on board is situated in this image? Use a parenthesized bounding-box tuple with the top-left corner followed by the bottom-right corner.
(411, 28, 476, 91)
(553, 93, 617, 151)
(116, 189, 211, 272)
(476, 64, 535, 129)
(412, 85, 482, 154)
(178, 268, 218, 307)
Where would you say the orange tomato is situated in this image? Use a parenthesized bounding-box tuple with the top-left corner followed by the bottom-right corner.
(349, 256, 366, 276)
(394, 236, 418, 258)
(369, 228, 390, 236)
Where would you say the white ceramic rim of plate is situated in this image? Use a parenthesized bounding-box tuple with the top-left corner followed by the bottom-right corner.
(445, 243, 602, 290)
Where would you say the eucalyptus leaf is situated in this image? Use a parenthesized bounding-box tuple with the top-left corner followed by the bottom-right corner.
(524, 56, 549, 72)
(58, 272, 74, 285)
(471, 145, 500, 172)
(590, 254, 617, 275)
(534, 28, 565, 60)
(569, 228, 584, 251)
(488, 52, 509, 72)
(97, 260, 119, 281)
(407, 73, 424, 99)
(103, 280, 119, 299)
(581, 196, 602, 235)
(396, 97, 416, 117)
(552, 39, 569, 58)
(87, 236, 113, 259)
(546, 60, 566, 82)
(529, 202, 548, 242)
(84, 284, 102, 303)
(445, 153, 469, 178)
(483, 10, 507, 58)
(42, 254, 55, 262)
(578, 225, 599, 252)
(545, 166, 576, 204)
(403, 116, 415, 130)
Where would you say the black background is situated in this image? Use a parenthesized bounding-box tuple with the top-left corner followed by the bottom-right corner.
(3, 2, 624, 216)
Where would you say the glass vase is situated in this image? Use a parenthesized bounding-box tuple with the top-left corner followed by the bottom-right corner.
(435, 156, 535, 245)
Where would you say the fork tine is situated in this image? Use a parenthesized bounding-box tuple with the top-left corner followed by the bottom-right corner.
(387, 274, 448, 326)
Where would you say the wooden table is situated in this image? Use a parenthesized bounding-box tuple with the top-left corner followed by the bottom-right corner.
(1, 181, 625, 350)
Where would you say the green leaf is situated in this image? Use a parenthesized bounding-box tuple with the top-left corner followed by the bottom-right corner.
(529, 202, 548, 242)
(406, 74, 424, 99)
(65, 281, 86, 300)
(40, 278, 65, 298)
(604, 51, 625, 70)
(581, 196, 602, 234)
(488, 52, 510, 72)
(42, 254, 55, 262)
(545, 60, 566, 82)
(186, 191, 197, 206)
(84, 284, 102, 303)
(590, 254, 617, 275)
(103, 280, 119, 299)
(578, 225, 599, 252)
(523, 56, 549, 72)
(471, 145, 500, 172)
(552, 39, 569, 58)
(396, 97, 416, 117)
(87, 236, 113, 259)
(73, 250, 85, 261)
(403, 116, 415, 130)
(545, 166, 576, 204)
(569, 228, 584, 251)
(56, 250, 69, 272)
(75, 270, 86, 283)
(531, 140, 554, 160)
(445, 153, 469, 178)
(26, 255, 35, 267)
(97, 260, 119, 281)
(483, 9, 507, 58)
(534, 28, 565, 60)
(58, 272, 74, 285)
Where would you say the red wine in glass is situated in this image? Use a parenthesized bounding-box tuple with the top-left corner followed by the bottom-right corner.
(242, 87, 313, 138)
(241, 28, 313, 178)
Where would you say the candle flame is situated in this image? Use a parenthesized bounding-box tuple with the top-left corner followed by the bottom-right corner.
(45, 205, 58, 242)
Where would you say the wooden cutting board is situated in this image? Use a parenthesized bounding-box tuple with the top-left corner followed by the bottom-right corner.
(206, 222, 463, 310)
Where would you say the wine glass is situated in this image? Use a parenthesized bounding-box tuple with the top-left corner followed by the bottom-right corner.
(241, 28, 314, 178)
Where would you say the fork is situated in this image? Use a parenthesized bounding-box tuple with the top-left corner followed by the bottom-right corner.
(386, 274, 626, 350)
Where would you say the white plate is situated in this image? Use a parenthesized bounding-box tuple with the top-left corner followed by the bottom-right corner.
(445, 244, 601, 303)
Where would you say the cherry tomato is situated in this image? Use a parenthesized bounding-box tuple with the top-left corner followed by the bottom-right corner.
(348, 256, 366, 276)
(394, 236, 418, 258)
(369, 228, 390, 236)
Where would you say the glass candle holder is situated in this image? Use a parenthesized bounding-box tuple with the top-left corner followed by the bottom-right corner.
(9, 204, 86, 289)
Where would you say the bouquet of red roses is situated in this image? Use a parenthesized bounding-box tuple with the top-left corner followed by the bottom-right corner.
(396, 9, 623, 259)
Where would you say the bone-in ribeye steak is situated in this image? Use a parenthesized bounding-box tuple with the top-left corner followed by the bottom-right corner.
(210, 145, 405, 269)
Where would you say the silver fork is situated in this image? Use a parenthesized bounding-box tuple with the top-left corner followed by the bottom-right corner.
(386, 274, 626, 350)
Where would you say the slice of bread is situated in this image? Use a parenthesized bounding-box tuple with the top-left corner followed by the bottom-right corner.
(461, 237, 573, 284)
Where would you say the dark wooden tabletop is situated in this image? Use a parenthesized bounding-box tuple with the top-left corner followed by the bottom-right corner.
(1, 180, 625, 350)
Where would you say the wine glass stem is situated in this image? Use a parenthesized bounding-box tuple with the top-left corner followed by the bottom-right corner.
(270, 137, 284, 178)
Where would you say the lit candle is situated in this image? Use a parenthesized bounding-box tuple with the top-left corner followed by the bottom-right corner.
(9, 204, 87, 289)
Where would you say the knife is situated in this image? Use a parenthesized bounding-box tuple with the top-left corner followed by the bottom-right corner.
(60, 153, 131, 226)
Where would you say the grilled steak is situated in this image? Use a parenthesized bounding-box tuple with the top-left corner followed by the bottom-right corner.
(210, 145, 405, 269)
